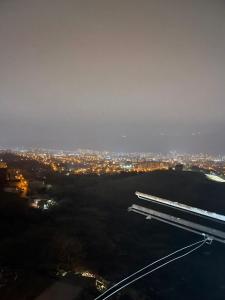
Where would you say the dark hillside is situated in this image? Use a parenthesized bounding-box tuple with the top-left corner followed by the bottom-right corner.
(1, 170, 225, 299)
(49, 170, 225, 299)
(85, 170, 225, 213)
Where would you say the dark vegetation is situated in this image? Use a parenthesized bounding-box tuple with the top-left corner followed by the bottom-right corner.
(0, 163, 225, 299)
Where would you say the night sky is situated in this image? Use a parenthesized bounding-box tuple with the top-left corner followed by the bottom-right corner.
(1, 0, 225, 153)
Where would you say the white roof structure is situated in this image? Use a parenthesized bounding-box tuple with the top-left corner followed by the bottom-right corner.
(135, 191, 225, 222)
(129, 192, 225, 244)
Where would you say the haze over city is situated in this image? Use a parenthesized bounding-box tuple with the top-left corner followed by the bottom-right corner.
(1, 0, 225, 153)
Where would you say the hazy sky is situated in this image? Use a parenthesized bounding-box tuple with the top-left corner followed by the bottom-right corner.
(1, 0, 225, 153)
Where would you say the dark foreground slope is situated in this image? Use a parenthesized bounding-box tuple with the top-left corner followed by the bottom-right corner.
(1, 170, 225, 299)
(48, 170, 225, 300)
(85, 171, 225, 298)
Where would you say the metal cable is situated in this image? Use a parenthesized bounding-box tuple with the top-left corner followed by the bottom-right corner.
(94, 238, 208, 300)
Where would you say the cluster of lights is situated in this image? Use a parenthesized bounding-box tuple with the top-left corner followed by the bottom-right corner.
(2, 149, 225, 177)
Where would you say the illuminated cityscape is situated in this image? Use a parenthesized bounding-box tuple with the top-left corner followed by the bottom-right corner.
(1, 148, 225, 176)
(1, 148, 225, 201)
